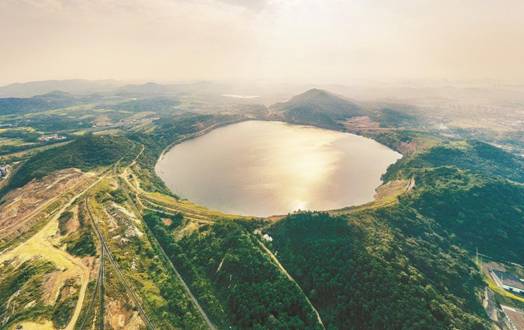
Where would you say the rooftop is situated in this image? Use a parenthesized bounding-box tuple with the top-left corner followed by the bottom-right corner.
(492, 270, 524, 290)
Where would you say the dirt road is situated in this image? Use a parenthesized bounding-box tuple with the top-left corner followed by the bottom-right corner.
(257, 240, 325, 329)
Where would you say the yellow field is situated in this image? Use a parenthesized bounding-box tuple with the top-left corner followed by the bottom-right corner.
(331, 178, 413, 215)
(0, 212, 91, 330)
(11, 320, 54, 330)
(483, 271, 524, 304)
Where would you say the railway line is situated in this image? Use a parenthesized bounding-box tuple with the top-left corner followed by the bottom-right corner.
(84, 195, 155, 330)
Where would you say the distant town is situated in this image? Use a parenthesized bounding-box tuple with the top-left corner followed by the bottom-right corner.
(38, 134, 66, 142)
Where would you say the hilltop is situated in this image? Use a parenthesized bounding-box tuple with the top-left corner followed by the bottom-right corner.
(269, 88, 365, 129)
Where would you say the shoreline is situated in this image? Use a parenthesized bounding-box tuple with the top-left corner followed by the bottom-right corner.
(154, 119, 405, 218)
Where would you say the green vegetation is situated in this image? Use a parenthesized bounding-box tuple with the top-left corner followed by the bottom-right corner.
(262, 127, 523, 329)
(15, 114, 92, 132)
(108, 97, 179, 113)
(145, 213, 322, 329)
(408, 167, 524, 264)
(0, 127, 67, 156)
(376, 108, 419, 128)
(52, 279, 80, 328)
(1, 87, 523, 329)
(3, 134, 138, 193)
(65, 230, 96, 257)
(0, 91, 77, 115)
(110, 188, 127, 204)
(379, 138, 524, 264)
(0, 259, 56, 328)
(58, 211, 74, 235)
(385, 140, 524, 182)
(62, 205, 96, 257)
(269, 212, 488, 329)
(106, 209, 208, 329)
(0, 127, 39, 141)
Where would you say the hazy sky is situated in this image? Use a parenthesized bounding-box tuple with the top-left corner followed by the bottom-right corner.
(2, 0, 524, 85)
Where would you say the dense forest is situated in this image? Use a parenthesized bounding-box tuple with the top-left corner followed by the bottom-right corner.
(145, 213, 323, 329)
(268, 211, 488, 330)
(384, 140, 524, 182)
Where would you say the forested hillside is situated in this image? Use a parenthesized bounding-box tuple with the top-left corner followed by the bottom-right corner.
(0, 91, 79, 115)
(261, 134, 524, 329)
(385, 140, 524, 182)
(145, 213, 323, 329)
(2, 134, 138, 193)
(269, 212, 488, 329)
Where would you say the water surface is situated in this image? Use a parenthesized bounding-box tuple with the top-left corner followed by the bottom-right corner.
(156, 121, 401, 216)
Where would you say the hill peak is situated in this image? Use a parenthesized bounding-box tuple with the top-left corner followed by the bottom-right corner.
(292, 88, 332, 100)
(269, 89, 364, 129)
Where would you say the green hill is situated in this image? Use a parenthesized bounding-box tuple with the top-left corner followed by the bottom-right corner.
(268, 211, 488, 329)
(145, 214, 323, 329)
(0, 91, 79, 115)
(3, 134, 138, 192)
(270, 89, 364, 129)
(385, 140, 524, 182)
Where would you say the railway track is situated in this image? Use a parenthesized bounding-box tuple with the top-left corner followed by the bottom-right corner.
(77, 234, 104, 330)
(81, 146, 215, 329)
(85, 195, 155, 330)
(98, 247, 105, 330)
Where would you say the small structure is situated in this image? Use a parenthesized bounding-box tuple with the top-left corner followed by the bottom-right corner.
(0, 165, 8, 178)
(38, 134, 66, 142)
(491, 270, 524, 294)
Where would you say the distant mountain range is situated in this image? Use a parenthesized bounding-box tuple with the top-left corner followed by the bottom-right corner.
(0, 80, 239, 99)
(0, 91, 80, 115)
(0, 79, 122, 98)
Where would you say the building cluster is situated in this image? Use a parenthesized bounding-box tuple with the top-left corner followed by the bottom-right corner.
(38, 134, 66, 142)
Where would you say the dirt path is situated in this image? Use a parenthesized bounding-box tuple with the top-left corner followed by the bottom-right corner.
(145, 224, 217, 330)
(0, 169, 113, 330)
(0, 215, 90, 330)
(0, 173, 87, 236)
(257, 240, 325, 329)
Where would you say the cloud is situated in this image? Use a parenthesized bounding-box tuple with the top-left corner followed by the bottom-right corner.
(215, 0, 268, 11)
(1, 0, 524, 84)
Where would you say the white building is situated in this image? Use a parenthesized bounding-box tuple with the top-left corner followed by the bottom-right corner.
(0, 166, 7, 178)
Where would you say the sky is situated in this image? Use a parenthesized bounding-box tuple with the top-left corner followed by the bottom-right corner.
(1, 0, 524, 85)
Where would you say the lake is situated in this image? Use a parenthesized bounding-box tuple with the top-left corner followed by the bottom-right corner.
(156, 121, 402, 217)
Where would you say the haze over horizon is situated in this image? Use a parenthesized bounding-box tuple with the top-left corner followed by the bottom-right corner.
(2, 0, 524, 85)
